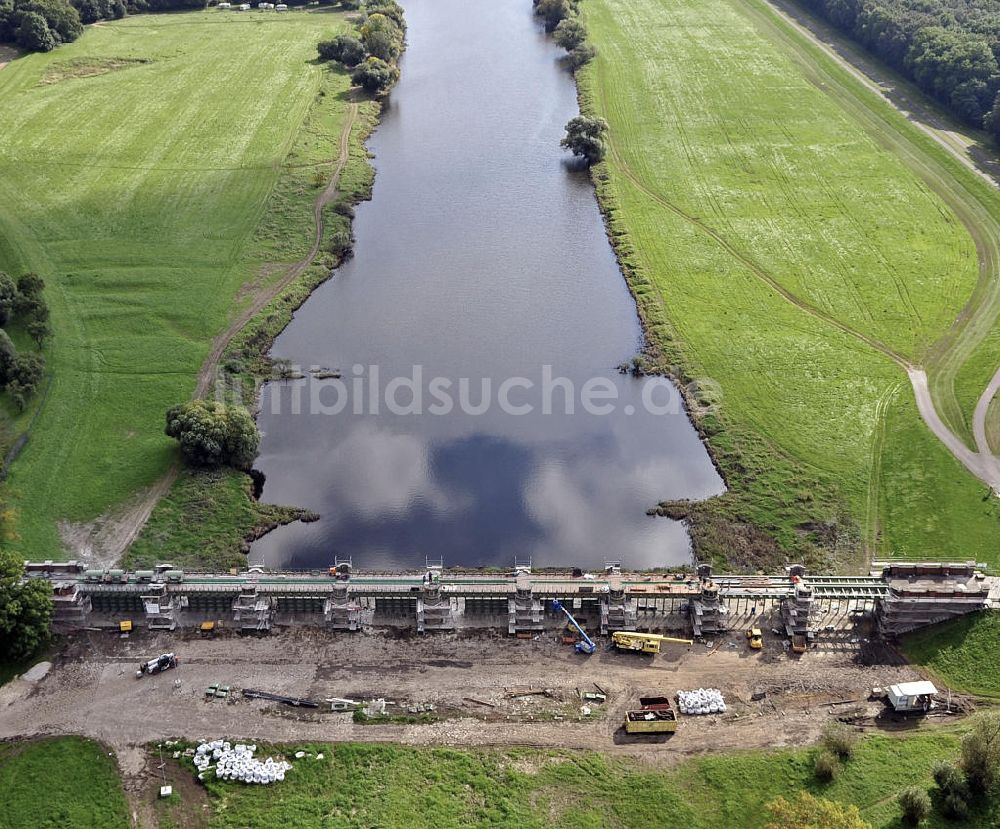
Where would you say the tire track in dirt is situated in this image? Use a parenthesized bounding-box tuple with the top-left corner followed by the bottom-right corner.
(592, 0, 1000, 503)
(64, 100, 361, 565)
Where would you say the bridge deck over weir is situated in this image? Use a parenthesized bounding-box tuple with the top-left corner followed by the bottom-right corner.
(28, 559, 996, 639)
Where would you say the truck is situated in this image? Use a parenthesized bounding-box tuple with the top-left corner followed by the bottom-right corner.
(885, 681, 936, 714)
(624, 696, 678, 734)
(136, 653, 177, 678)
(612, 631, 692, 655)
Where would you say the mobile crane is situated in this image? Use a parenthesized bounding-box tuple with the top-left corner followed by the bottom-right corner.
(611, 631, 693, 655)
(551, 599, 596, 654)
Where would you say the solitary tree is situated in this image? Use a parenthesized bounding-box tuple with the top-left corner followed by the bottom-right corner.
(317, 33, 365, 66)
(0, 273, 16, 326)
(560, 115, 608, 164)
(533, 0, 572, 32)
(932, 761, 971, 820)
(351, 55, 399, 94)
(14, 10, 54, 51)
(0, 329, 18, 384)
(961, 711, 1000, 794)
(359, 12, 401, 62)
(27, 317, 51, 348)
(165, 400, 260, 469)
(567, 43, 596, 69)
(897, 787, 931, 826)
(0, 550, 53, 662)
(553, 17, 586, 50)
(764, 792, 872, 829)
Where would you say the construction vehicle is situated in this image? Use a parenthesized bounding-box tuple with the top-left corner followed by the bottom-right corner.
(551, 600, 596, 654)
(624, 696, 678, 734)
(136, 653, 177, 678)
(611, 631, 693, 655)
(746, 628, 763, 649)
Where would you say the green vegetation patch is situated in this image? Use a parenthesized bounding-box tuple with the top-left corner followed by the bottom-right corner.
(125, 468, 309, 572)
(902, 612, 1000, 698)
(0, 737, 129, 829)
(39, 56, 151, 85)
(0, 9, 355, 556)
(581, 0, 1000, 568)
(153, 731, 999, 829)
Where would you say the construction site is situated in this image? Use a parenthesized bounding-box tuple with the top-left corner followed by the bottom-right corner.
(2, 558, 996, 825)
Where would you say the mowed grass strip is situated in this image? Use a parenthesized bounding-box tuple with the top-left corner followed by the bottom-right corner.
(0, 736, 130, 829)
(581, 0, 1000, 565)
(0, 10, 353, 555)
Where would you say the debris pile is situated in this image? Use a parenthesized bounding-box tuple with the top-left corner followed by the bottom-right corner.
(677, 688, 727, 715)
(193, 741, 292, 784)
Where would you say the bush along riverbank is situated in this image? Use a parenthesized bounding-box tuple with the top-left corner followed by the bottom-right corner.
(128, 3, 403, 569)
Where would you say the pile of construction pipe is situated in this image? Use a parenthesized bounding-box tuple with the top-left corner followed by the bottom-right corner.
(192, 741, 292, 784)
(677, 688, 727, 715)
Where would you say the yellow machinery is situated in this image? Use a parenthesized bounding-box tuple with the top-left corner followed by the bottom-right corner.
(746, 628, 763, 649)
(118, 620, 132, 634)
(612, 631, 693, 654)
(624, 696, 678, 733)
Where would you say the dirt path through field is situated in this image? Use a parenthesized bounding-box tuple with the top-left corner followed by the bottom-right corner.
(755, 0, 1000, 492)
(61, 100, 361, 566)
(595, 0, 1000, 498)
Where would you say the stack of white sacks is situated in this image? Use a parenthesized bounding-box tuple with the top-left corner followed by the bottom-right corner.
(677, 688, 727, 715)
(193, 740, 292, 784)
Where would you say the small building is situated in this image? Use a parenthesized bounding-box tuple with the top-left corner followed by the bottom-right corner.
(887, 681, 937, 713)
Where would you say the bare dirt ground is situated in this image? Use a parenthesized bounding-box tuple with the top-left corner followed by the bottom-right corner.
(0, 626, 953, 826)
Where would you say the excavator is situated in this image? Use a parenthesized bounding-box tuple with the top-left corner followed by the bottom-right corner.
(611, 631, 693, 655)
(551, 599, 596, 654)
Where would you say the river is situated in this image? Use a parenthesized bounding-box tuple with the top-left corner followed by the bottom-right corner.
(249, 0, 724, 570)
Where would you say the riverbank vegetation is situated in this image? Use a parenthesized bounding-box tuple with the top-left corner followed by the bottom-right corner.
(0, 8, 365, 558)
(578, 0, 1000, 570)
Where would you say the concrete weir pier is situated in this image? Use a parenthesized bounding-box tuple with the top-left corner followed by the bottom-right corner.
(27, 559, 997, 642)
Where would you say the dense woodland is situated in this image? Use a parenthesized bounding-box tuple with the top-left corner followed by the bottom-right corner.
(0, 0, 351, 53)
(798, 0, 1000, 139)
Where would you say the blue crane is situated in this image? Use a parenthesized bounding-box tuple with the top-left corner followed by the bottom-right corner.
(551, 599, 596, 654)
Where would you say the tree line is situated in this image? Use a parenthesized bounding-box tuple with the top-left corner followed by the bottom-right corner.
(316, 0, 404, 95)
(796, 0, 1000, 139)
(0, 273, 51, 412)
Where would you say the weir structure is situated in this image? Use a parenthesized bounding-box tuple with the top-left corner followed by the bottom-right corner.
(29, 559, 997, 643)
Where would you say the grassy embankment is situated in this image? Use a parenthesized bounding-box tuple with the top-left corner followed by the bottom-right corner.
(0, 737, 130, 829)
(0, 9, 375, 564)
(578, 0, 1000, 571)
(149, 731, 998, 829)
(902, 612, 1000, 698)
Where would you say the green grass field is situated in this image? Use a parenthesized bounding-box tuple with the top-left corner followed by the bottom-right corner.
(150, 731, 997, 829)
(903, 612, 1000, 698)
(0, 9, 356, 556)
(0, 737, 129, 828)
(581, 0, 1000, 568)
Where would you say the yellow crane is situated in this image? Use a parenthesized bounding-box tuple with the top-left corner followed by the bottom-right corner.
(612, 631, 693, 654)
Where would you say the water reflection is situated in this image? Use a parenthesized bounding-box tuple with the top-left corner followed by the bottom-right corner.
(249, 0, 724, 570)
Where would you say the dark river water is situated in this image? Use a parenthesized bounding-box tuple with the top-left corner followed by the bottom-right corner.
(250, 0, 724, 570)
